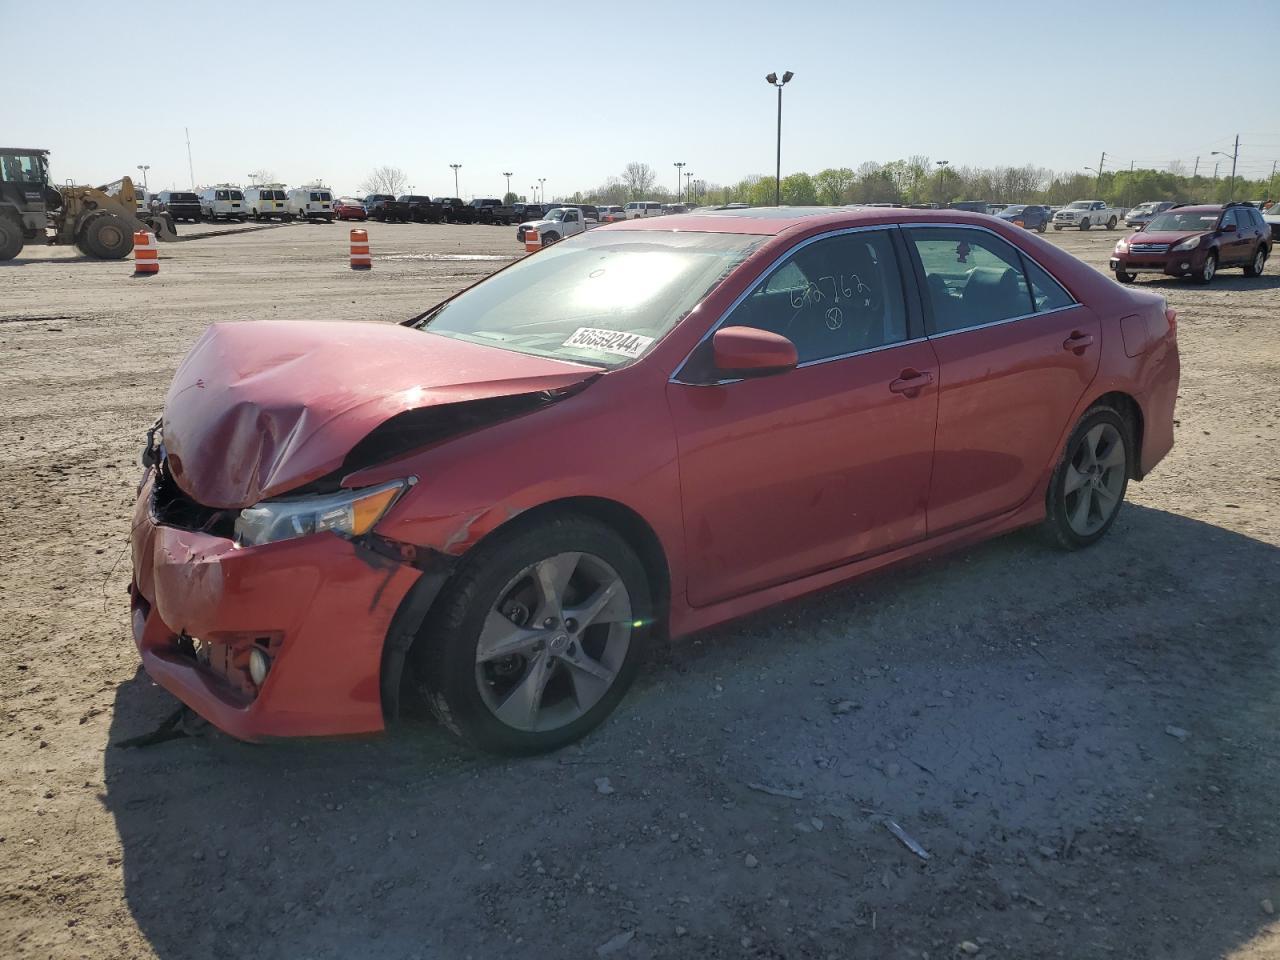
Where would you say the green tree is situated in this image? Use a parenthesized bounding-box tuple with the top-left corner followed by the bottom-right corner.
(781, 172, 818, 205)
(813, 167, 856, 204)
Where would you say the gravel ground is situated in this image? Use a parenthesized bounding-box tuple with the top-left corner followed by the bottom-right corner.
(1, 220, 1278, 960)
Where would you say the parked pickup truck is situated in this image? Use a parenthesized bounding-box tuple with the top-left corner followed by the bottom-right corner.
(398, 195, 446, 223)
(435, 198, 477, 224)
(364, 194, 410, 222)
(470, 198, 517, 225)
(516, 206, 594, 244)
(1052, 200, 1122, 231)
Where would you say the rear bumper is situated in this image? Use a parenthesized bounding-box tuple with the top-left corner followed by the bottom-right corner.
(129, 472, 421, 740)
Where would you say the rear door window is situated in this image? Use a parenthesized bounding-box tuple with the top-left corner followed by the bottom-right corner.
(907, 228, 1035, 334)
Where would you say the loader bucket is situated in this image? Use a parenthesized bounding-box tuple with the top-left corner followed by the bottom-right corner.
(143, 212, 178, 241)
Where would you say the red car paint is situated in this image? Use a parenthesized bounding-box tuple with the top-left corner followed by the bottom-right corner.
(333, 200, 367, 221)
(129, 207, 1179, 740)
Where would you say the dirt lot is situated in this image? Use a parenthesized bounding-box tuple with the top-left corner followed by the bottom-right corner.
(2, 220, 1278, 960)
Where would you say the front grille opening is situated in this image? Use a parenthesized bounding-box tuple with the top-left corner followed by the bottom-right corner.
(152, 460, 237, 538)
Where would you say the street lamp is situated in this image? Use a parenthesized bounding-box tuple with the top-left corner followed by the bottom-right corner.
(685, 171, 693, 204)
(538, 178, 546, 203)
(136, 164, 150, 193)
(674, 161, 685, 203)
(450, 163, 462, 197)
(502, 171, 513, 201)
(1212, 137, 1239, 199)
(764, 71, 794, 206)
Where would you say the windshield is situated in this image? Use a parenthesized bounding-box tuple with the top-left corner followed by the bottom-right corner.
(172, 193, 197, 202)
(1067, 201, 1092, 209)
(1146, 211, 1220, 232)
(545, 209, 566, 221)
(999, 205, 1026, 216)
(420, 230, 765, 368)
(1131, 202, 1159, 214)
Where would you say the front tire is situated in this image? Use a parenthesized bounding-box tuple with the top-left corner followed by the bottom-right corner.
(1194, 252, 1217, 285)
(1043, 406, 1131, 550)
(79, 214, 133, 259)
(1244, 245, 1268, 277)
(541, 231, 561, 244)
(411, 515, 652, 755)
(1115, 269, 1136, 284)
(1054, 224, 1063, 231)
(1079, 218, 1091, 231)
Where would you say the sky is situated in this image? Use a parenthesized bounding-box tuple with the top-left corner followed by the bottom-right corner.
(6, 0, 1279, 199)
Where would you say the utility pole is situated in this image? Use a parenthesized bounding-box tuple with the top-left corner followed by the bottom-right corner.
(185, 127, 195, 189)
(1193, 156, 1199, 177)
(1270, 160, 1278, 199)
(1095, 151, 1107, 194)
(450, 163, 462, 198)
(1130, 160, 1135, 172)
(1212, 136, 1240, 200)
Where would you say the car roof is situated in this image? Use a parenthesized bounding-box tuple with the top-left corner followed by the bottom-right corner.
(1171, 204, 1223, 213)
(601, 205, 1013, 236)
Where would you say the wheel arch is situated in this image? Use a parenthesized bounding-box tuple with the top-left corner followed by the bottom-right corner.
(378, 495, 673, 723)
(1085, 389, 1146, 480)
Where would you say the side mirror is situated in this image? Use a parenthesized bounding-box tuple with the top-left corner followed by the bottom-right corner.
(712, 326, 798, 377)
(1221, 223, 1237, 233)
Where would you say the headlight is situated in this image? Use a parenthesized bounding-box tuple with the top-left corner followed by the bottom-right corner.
(1114, 239, 1129, 253)
(234, 480, 407, 547)
(1172, 236, 1201, 252)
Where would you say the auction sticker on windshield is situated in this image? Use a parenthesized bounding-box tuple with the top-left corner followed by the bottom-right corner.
(562, 327, 655, 359)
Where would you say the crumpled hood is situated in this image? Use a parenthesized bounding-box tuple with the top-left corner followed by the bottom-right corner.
(162, 320, 600, 509)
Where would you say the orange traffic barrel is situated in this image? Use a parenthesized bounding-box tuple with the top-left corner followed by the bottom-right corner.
(133, 230, 159, 275)
(524, 228, 540, 254)
(350, 228, 371, 269)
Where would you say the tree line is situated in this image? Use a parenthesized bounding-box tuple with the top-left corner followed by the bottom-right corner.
(569, 159, 1276, 209)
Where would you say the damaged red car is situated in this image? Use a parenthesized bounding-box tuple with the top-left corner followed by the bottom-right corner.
(130, 207, 1180, 754)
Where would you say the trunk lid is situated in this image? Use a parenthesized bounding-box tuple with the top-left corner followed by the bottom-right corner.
(162, 321, 600, 509)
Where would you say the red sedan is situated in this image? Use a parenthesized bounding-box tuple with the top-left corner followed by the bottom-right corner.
(129, 208, 1179, 753)
(333, 197, 367, 221)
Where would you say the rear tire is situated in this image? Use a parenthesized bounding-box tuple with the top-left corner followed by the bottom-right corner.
(1036, 220, 1047, 233)
(0, 216, 24, 261)
(410, 515, 652, 755)
(1243, 245, 1268, 277)
(79, 214, 133, 259)
(1043, 406, 1131, 551)
(1106, 216, 1117, 229)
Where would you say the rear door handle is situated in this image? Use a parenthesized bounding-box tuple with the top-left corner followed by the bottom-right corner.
(1063, 332, 1094, 353)
(889, 369, 934, 395)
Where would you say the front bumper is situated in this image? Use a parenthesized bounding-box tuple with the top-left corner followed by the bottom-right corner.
(129, 471, 421, 740)
(1110, 247, 1207, 277)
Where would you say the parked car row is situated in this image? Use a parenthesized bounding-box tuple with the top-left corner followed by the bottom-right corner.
(149, 184, 336, 223)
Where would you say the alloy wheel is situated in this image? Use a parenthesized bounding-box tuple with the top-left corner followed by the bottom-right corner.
(1202, 256, 1216, 283)
(1254, 249, 1266, 274)
(1063, 423, 1126, 537)
(475, 552, 632, 733)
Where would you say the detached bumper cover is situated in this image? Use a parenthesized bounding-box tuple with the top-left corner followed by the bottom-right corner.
(129, 472, 421, 740)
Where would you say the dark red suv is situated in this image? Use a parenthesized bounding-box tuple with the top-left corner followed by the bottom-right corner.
(1111, 202, 1270, 284)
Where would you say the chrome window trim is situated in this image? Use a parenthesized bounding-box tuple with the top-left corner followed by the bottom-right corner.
(669, 224, 912, 386)
(669, 221, 1080, 386)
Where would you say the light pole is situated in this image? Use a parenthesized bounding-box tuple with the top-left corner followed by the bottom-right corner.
(136, 164, 150, 193)
(1212, 135, 1239, 199)
(764, 71, 794, 206)
(685, 171, 693, 204)
(538, 178, 546, 204)
(450, 163, 462, 198)
(673, 161, 686, 203)
(502, 171, 513, 201)
(934, 160, 950, 204)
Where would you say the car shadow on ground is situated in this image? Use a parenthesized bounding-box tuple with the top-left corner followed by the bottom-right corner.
(102, 504, 1280, 959)
(1133, 273, 1280, 292)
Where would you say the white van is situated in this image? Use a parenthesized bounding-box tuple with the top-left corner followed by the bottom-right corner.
(624, 201, 664, 219)
(199, 185, 246, 222)
(243, 183, 289, 221)
(286, 185, 334, 223)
